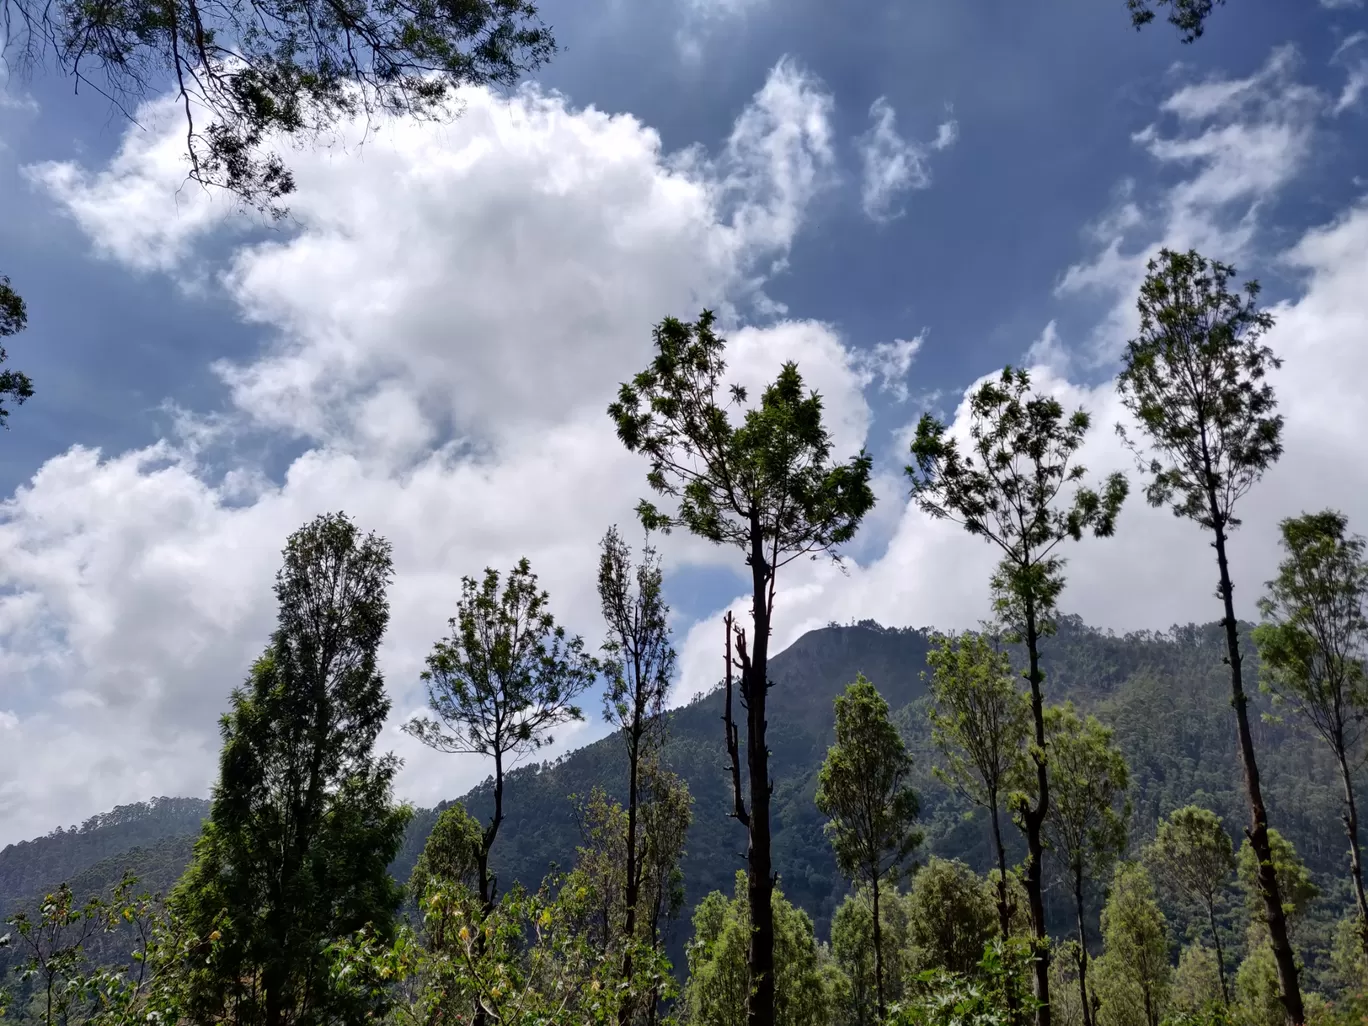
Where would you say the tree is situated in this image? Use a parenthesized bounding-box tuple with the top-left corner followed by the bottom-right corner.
(680, 873, 837, 1026)
(0, 275, 33, 430)
(816, 675, 922, 1022)
(1125, 0, 1225, 43)
(407, 804, 484, 907)
(1142, 806, 1237, 1007)
(1043, 704, 1130, 1026)
(1236, 829, 1319, 942)
(908, 365, 1127, 1026)
(172, 512, 412, 1026)
(597, 525, 677, 1019)
(1, 0, 553, 213)
(404, 557, 597, 913)
(1254, 510, 1368, 959)
(926, 631, 1031, 941)
(904, 858, 998, 979)
(831, 882, 909, 1026)
(610, 309, 875, 1026)
(1095, 862, 1171, 1026)
(1116, 247, 1303, 1024)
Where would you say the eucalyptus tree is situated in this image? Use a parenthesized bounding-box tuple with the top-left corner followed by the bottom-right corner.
(1255, 510, 1368, 958)
(815, 675, 922, 1022)
(404, 557, 597, 913)
(1116, 247, 1303, 1024)
(1044, 704, 1130, 1026)
(1143, 806, 1237, 1007)
(173, 512, 411, 1026)
(926, 631, 1031, 940)
(1096, 863, 1171, 1026)
(908, 366, 1128, 1026)
(1126, 0, 1225, 42)
(610, 309, 875, 1026)
(597, 524, 677, 1004)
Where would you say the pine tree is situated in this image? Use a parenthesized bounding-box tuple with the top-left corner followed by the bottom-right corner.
(908, 366, 1127, 1026)
(173, 512, 411, 1026)
(611, 309, 875, 1026)
(1117, 247, 1302, 1024)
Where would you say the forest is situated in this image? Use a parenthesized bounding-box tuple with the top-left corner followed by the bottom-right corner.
(1, 0, 1361, 1025)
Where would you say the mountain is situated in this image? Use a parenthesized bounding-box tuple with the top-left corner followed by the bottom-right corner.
(2, 616, 1362, 988)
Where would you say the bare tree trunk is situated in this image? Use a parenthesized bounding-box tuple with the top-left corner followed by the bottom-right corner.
(991, 798, 1013, 938)
(1023, 600, 1052, 1026)
(1211, 519, 1304, 1025)
(619, 723, 642, 1026)
(1074, 868, 1092, 1026)
(1335, 749, 1368, 962)
(747, 527, 776, 1026)
(1206, 900, 1230, 1007)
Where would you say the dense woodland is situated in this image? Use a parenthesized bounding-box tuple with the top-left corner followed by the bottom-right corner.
(1, 2, 1360, 1026)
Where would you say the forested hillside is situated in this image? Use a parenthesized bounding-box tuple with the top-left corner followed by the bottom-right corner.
(3, 615, 1359, 986)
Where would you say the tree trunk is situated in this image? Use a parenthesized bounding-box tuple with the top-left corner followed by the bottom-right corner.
(872, 874, 886, 1022)
(990, 798, 1013, 939)
(1023, 599, 1052, 1026)
(1211, 520, 1304, 1025)
(620, 724, 642, 1026)
(1073, 867, 1092, 1026)
(746, 528, 776, 1026)
(1335, 749, 1368, 961)
(1206, 899, 1230, 1007)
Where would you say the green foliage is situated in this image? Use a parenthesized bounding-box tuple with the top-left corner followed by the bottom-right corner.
(904, 859, 998, 979)
(1168, 944, 1225, 1019)
(891, 938, 1039, 1026)
(598, 525, 675, 743)
(1117, 248, 1281, 533)
(906, 366, 1128, 645)
(609, 309, 875, 561)
(1238, 829, 1320, 937)
(1124, 0, 1224, 42)
(1234, 940, 1285, 1026)
(680, 873, 837, 1026)
(830, 882, 909, 1026)
(0, 274, 32, 429)
(330, 875, 674, 1026)
(1095, 863, 1171, 1026)
(171, 512, 412, 1026)
(2, 0, 553, 211)
(408, 804, 483, 904)
(1045, 703, 1130, 894)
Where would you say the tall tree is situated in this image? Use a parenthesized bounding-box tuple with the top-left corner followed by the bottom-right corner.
(908, 365, 1128, 1026)
(597, 524, 677, 1019)
(173, 512, 411, 1026)
(815, 676, 922, 1022)
(2, 0, 553, 212)
(1116, 246, 1303, 1024)
(904, 857, 999, 978)
(0, 275, 33, 430)
(831, 882, 911, 1026)
(926, 631, 1031, 941)
(1096, 862, 1171, 1026)
(1125, 0, 1225, 43)
(404, 557, 596, 913)
(1143, 806, 1237, 1007)
(610, 309, 875, 1026)
(1043, 704, 1131, 1026)
(1255, 510, 1368, 959)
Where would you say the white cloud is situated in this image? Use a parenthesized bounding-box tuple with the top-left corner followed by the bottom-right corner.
(856, 98, 955, 224)
(0, 60, 855, 845)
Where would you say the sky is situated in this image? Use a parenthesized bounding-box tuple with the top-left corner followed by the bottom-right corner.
(0, 0, 1366, 848)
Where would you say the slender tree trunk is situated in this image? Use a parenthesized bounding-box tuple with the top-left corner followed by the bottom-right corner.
(1023, 600, 1052, 1026)
(746, 529, 776, 1026)
(1210, 519, 1304, 1025)
(1073, 867, 1092, 1026)
(1334, 749, 1368, 961)
(620, 725, 642, 1026)
(1206, 900, 1230, 1007)
(872, 874, 887, 1022)
(472, 753, 506, 1026)
(990, 799, 1013, 939)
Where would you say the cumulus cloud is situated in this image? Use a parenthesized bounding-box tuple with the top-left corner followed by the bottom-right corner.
(856, 97, 956, 223)
(0, 59, 852, 844)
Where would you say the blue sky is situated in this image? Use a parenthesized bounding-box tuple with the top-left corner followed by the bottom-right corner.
(0, 0, 1365, 845)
